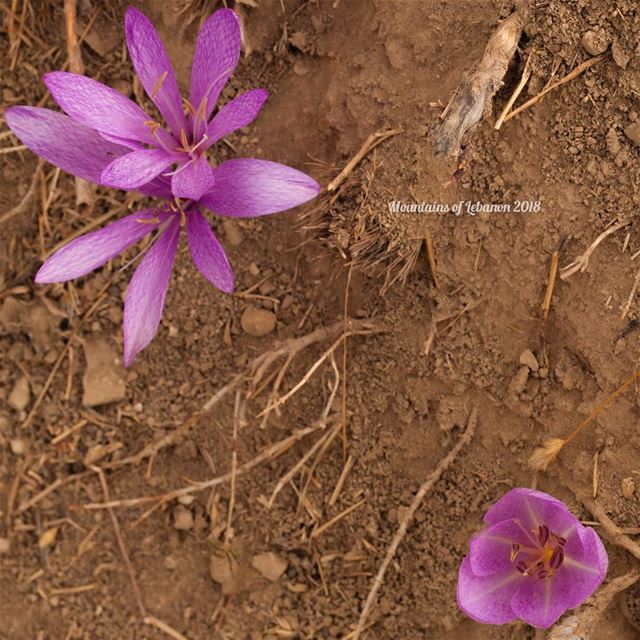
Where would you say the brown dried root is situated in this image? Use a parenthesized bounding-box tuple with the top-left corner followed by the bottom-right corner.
(351, 406, 478, 639)
(547, 569, 640, 640)
(432, 1, 530, 158)
(529, 369, 640, 471)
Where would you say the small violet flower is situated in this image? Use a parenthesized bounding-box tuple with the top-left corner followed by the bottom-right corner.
(457, 488, 608, 629)
(5, 7, 320, 366)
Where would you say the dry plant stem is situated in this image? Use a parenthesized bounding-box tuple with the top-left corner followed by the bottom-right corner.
(530, 369, 640, 470)
(144, 615, 190, 640)
(504, 53, 607, 123)
(561, 221, 629, 279)
(424, 231, 440, 290)
(92, 467, 147, 620)
(542, 250, 559, 321)
(84, 422, 328, 511)
(352, 407, 478, 639)
(311, 497, 366, 539)
(495, 48, 534, 129)
(224, 391, 245, 544)
(559, 472, 640, 563)
(547, 569, 640, 640)
(327, 128, 403, 192)
(341, 265, 353, 456)
(620, 266, 640, 320)
(432, 2, 529, 157)
(64, 0, 93, 207)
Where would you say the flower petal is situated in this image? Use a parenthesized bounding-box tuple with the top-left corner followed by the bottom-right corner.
(457, 555, 520, 625)
(137, 176, 173, 199)
(510, 578, 566, 629)
(186, 207, 234, 292)
(203, 88, 268, 150)
(44, 71, 155, 145)
(484, 488, 578, 536)
(4, 106, 126, 184)
(36, 210, 168, 283)
(123, 218, 180, 367)
(469, 519, 535, 577)
(170, 155, 215, 201)
(200, 159, 320, 217)
(124, 7, 187, 138)
(101, 148, 177, 190)
(189, 8, 240, 122)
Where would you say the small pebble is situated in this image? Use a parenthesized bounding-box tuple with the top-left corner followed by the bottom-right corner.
(581, 31, 609, 56)
(621, 477, 636, 499)
(173, 506, 194, 531)
(0, 538, 10, 554)
(10, 438, 26, 456)
(164, 555, 178, 570)
(8, 376, 30, 412)
(519, 349, 539, 372)
(241, 306, 276, 337)
(222, 219, 244, 246)
(624, 123, 640, 148)
(251, 552, 288, 582)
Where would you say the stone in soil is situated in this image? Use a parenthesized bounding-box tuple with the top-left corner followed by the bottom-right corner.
(8, 376, 30, 411)
(241, 306, 277, 337)
(82, 338, 126, 407)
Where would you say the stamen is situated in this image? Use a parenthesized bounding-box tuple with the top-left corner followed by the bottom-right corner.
(516, 561, 529, 575)
(180, 129, 190, 152)
(552, 534, 567, 547)
(538, 525, 550, 546)
(144, 120, 161, 136)
(189, 133, 209, 155)
(151, 71, 168, 99)
(550, 548, 564, 570)
(537, 569, 549, 580)
(510, 543, 521, 562)
(182, 97, 196, 117)
(196, 96, 208, 124)
(180, 210, 186, 227)
(136, 217, 161, 224)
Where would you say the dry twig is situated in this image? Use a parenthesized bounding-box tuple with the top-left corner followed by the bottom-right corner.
(351, 406, 478, 639)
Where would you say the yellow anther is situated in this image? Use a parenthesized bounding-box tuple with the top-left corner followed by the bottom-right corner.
(136, 217, 161, 224)
(182, 97, 196, 117)
(151, 71, 168, 99)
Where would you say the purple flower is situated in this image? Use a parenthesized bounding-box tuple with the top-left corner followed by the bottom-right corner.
(457, 488, 608, 629)
(4, 7, 320, 366)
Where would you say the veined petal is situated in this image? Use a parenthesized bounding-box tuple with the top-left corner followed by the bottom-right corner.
(457, 555, 520, 626)
(186, 207, 234, 292)
(511, 578, 566, 629)
(124, 7, 187, 138)
(203, 88, 268, 150)
(101, 148, 177, 190)
(200, 159, 320, 218)
(189, 8, 240, 122)
(137, 176, 173, 199)
(35, 210, 169, 283)
(44, 71, 155, 145)
(123, 218, 180, 367)
(469, 519, 535, 577)
(484, 488, 578, 536)
(4, 106, 126, 184)
(170, 155, 216, 201)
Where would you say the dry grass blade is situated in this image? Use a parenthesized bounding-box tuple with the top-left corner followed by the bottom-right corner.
(351, 406, 478, 639)
(560, 221, 629, 280)
(529, 369, 640, 471)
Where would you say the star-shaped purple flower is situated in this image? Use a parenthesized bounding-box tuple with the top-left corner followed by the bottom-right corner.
(5, 7, 319, 366)
(457, 488, 608, 629)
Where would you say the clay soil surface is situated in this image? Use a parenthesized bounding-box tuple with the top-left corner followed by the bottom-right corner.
(1, 1, 640, 639)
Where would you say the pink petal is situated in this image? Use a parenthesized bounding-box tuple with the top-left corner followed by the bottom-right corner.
(203, 88, 268, 150)
(124, 8, 187, 138)
(484, 488, 578, 535)
(469, 519, 534, 577)
(186, 208, 234, 292)
(44, 71, 155, 145)
(101, 148, 177, 190)
(199, 159, 320, 217)
(457, 555, 520, 625)
(189, 8, 240, 122)
(170, 155, 216, 201)
(510, 578, 566, 629)
(4, 106, 126, 184)
(137, 176, 173, 199)
(36, 210, 168, 283)
(123, 218, 180, 367)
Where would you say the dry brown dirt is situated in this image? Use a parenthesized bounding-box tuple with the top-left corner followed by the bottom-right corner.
(1, 1, 639, 639)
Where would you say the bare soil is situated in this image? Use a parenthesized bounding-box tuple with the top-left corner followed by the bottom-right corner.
(1, 1, 639, 639)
